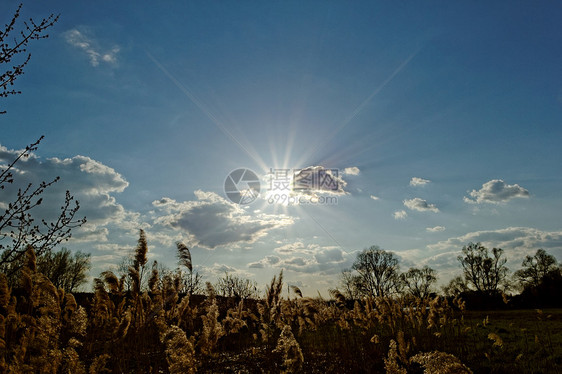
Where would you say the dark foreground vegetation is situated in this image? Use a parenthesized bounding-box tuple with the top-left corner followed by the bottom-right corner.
(1, 244, 561, 373)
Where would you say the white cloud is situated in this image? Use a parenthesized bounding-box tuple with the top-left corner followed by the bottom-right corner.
(248, 255, 281, 269)
(90, 254, 122, 268)
(0, 145, 138, 243)
(94, 243, 134, 252)
(251, 242, 353, 275)
(410, 177, 430, 186)
(343, 167, 360, 176)
(370, 195, 379, 201)
(464, 179, 529, 204)
(393, 210, 408, 220)
(153, 191, 294, 249)
(404, 198, 439, 213)
(274, 242, 306, 255)
(276, 249, 349, 274)
(426, 226, 445, 232)
(200, 263, 254, 279)
(422, 227, 562, 276)
(63, 28, 120, 67)
(395, 227, 562, 287)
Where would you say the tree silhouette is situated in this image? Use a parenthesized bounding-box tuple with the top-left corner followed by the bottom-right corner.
(457, 242, 508, 295)
(400, 266, 437, 299)
(1, 3, 59, 114)
(36, 247, 90, 292)
(352, 245, 400, 297)
(515, 248, 558, 289)
(215, 273, 259, 299)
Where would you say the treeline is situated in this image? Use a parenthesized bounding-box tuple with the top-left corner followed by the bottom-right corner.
(334, 244, 562, 310)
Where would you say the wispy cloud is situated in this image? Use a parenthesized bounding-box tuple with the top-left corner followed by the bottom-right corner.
(410, 177, 430, 186)
(464, 179, 529, 204)
(404, 198, 439, 213)
(393, 210, 408, 220)
(63, 28, 120, 67)
(426, 226, 445, 232)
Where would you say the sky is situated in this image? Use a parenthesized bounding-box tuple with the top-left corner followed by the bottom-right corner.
(1, 1, 562, 295)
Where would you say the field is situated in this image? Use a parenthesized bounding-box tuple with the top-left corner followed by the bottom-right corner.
(197, 305, 562, 373)
(2, 254, 561, 373)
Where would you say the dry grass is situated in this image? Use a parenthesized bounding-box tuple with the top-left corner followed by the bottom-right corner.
(1, 247, 561, 373)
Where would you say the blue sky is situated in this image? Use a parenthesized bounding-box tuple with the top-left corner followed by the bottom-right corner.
(1, 1, 562, 294)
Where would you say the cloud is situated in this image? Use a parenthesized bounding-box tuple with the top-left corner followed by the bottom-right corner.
(464, 179, 529, 204)
(274, 242, 318, 255)
(247, 261, 265, 269)
(63, 28, 120, 67)
(343, 167, 360, 176)
(153, 191, 294, 249)
(426, 226, 445, 232)
(427, 227, 562, 254)
(276, 249, 349, 274)
(404, 198, 439, 213)
(94, 243, 134, 252)
(410, 177, 430, 186)
(0, 144, 136, 243)
(396, 227, 562, 286)
(200, 263, 254, 279)
(419, 227, 562, 278)
(314, 247, 345, 264)
(248, 255, 281, 269)
(251, 242, 353, 275)
(292, 166, 349, 196)
(370, 195, 379, 201)
(393, 210, 408, 220)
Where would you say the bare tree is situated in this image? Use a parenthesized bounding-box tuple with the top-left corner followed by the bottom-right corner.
(515, 248, 558, 289)
(457, 242, 508, 295)
(1, 4, 59, 114)
(352, 245, 400, 297)
(442, 276, 469, 297)
(37, 247, 90, 292)
(400, 266, 437, 299)
(0, 137, 86, 278)
(336, 269, 364, 299)
(215, 273, 259, 299)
